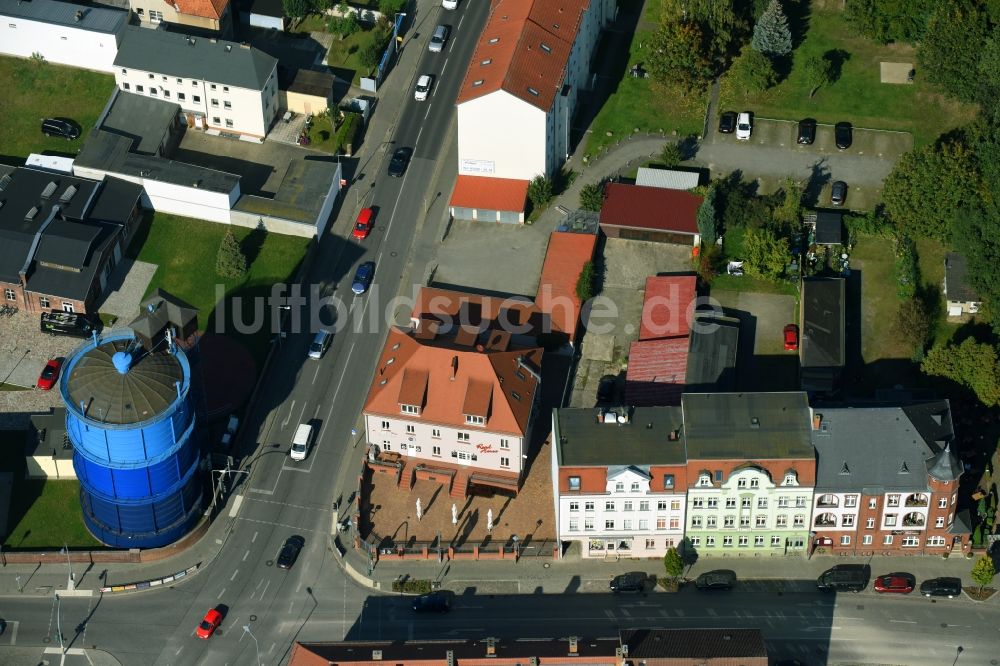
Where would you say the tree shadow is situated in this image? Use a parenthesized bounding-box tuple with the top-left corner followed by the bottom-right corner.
(784, 0, 813, 51)
(824, 48, 851, 85)
(240, 222, 269, 267)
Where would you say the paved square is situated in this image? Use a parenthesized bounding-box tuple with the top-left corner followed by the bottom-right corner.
(95, 259, 158, 321)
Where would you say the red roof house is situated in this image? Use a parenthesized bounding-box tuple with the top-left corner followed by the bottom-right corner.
(536, 231, 598, 344)
(599, 183, 703, 246)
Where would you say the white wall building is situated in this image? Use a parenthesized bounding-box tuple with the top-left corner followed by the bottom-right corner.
(113, 26, 278, 139)
(0, 0, 126, 72)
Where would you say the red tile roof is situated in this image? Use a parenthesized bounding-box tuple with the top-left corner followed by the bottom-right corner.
(536, 231, 598, 343)
(412, 287, 549, 336)
(600, 183, 703, 234)
(450, 175, 529, 212)
(625, 337, 689, 407)
(170, 0, 229, 20)
(639, 275, 697, 341)
(456, 0, 588, 111)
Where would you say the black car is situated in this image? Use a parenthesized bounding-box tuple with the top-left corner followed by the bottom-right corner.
(40, 311, 101, 338)
(596, 375, 617, 404)
(276, 535, 305, 569)
(835, 121, 853, 149)
(920, 577, 962, 598)
(830, 180, 847, 206)
(797, 118, 816, 145)
(41, 118, 80, 140)
(610, 572, 647, 593)
(695, 569, 736, 590)
(718, 111, 737, 134)
(388, 147, 413, 177)
(411, 592, 450, 613)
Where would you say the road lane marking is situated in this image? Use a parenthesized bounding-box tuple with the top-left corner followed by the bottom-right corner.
(281, 399, 296, 428)
(228, 494, 244, 516)
(243, 549, 250, 562)
(890, 619, 917, 624)
(237, 515, 317, 533)
(252, 531, 258, 543)
(217, 587, 226, 599)
(244, 497, 325, 511)
(312, 364, 321, 385)
(254, 579, 271, 601)
(230, 570, 239, 581)
(329, 341, 356, 407)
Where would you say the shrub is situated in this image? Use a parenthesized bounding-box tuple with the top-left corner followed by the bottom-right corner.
(892, 233, 919, 300)
(335, 111, 363, 154)
(579, 182, 606, 212)
(729, 47, 778, 95)
(660, 142, 684, 168)
(845, 209, 891, 239)
(663, 547, 684, 579)
(528, 175, 554, 208)
(390, 578, 432, 594)
(216, 230, 247, 278)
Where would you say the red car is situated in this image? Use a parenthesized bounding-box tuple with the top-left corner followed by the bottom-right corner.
(37, 359, 62, 391)
(783, 324, 799, 351)
(352, 207, 374, 240)
(874, 572, 916, 594)
(195, 608, 223, 639)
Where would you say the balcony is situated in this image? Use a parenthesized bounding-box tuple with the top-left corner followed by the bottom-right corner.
(816, 495, 839, 508)
(813, 513, 837, 527)
(903, 512, 925, 527)
(905, 494, 929, 507)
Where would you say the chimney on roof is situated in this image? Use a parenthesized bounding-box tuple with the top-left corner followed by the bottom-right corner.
(812, 413, 822, 430)
(225, 44, 232, 52)
(240, 42, 251, 49)
(74, 10, 83, 21)
(568, 637, 578, 656)
(451, 355, 458, 381)
(486, 638, 496, 657)
(447, 652, 455, 666)
(372, 651, 382, 661)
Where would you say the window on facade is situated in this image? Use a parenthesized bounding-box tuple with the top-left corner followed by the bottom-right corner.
(465, 414, 484, 425)
(938, 497, 948, 508)
(754, 535, 764, 547)
(457, 432, 470, 442)
(705, 536, 715, 546)
(623, 501, 633, 512)
(885, 514, 897, 527)
(193, 95, 201, 103)
(671, 500, 681, 511)
(902, 536, 919, 547)
(691, 537, 701, 546)
(783, 472, 797, 485)
(756, 515, 767, 527)
(707, 498, 719, 508)
(224, 101, 232, 110)
(706, 516, 716, 528)
(630, 482, 640, 492)
(380, 420, 389, 430)
(883, 535, 894, 545)
(136, 85, 145, 93)
(844, 495, 858, 508)
(662, 474, 674, 489)
(500, 439, 509, 449)
(723, 536, 733, 547)
(776, 515, 787, 527)
(150, 88, 158, 96)
(401, 404, 419, 415)
(569, 501, 579, 512)
(568, 518, 578, 531)
(657, 500, 668, 511)
(210, 84, 217, 90)
(757, 498, 768, 509)
(669, 517, 679, 529)
(840, 535, 851, 545)
(771, 536, 782, 546)
(123, 82, 131, 90)
(605, 501, 615, 512)
(148, 73, 154, 79)
(150, 10, 163, 21)
(869, 498, 877, 509)
(638, 519, 648, 530)
(866, 517, 875, 529)
(432, 446, 441, 456)
(584, 518, 594, 531)
(212, 116, 220, 124)
(692, 498, 704, 508)
(4, 289, 15, 301)
(223, 86, 229, 92)
(584, 501, 594, 511)
(691, 517, 703, 528)
(697, 474, 712, 487)
(935, 516, 945, 528)
(737, 478, 747, 488)
(656, 517, 666, 529)
(645, 538, 655, 549)
(862, 535, 873, 545)
(887, 494, 900, 507)
(405, 425, 415, 434)
(741, 497, 751, 508)
(39, 297, 50, 309)
(623, 519, 632, 530)
(605, 519, 614, 530)
(793, 515, 805, 527)
(927, 536, 946, 546)
(777, 496, 789, 508)
(725, 498, 736, 509)
(795, 496, 807, 508)
(615, 482, 624, 492)
(715, 470, 723, 482)
(62, 302, 75, 313)
(750, 478, 760, 488)
(739, 516, 750, 527)
(639, 501, 649, 511)
(163, 90, 171, 98)
(568, 476, 580, 491)
(738, 536, 748, 546)
(723, 516, 735, 528)
(842, 515, 855, 527)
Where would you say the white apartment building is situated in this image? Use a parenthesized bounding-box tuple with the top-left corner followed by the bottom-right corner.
(551, 407, 688, 559)
(113, 26, 278, 139)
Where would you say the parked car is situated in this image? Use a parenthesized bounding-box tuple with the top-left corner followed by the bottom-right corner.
(797, 118, 816, 145)
(195, 608, 223, 639)
(429, 24, 449, 53)
(277, 535, 305, 569)
(412, 592, 450, 612)
(610, 572, 648, 593)
(874, 572, 916, 594)
(442, 0, 458, 8)
(290, 423, 313, 461)
(920, 577, 962, 598)
(596, 375, 617, 404)
(835, 122, 853, 149)
(41, 118, 80, 140)
(816, 564, 870, 592)
(351, 261, 375, 295)
(414, 74, 433, 102)
(695, 569, 737, 590)
(388, 147, 412, 177)
(783, 324, 799, 351)
(830, 180, 847, 206)
(736, 112, 752, 140)
(37, 359, 62, 391)
(308, 329, 332, 360)
(718, 111, 737, 134)
(352, 207, 374, 240)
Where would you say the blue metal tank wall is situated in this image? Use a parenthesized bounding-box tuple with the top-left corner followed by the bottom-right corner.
(67, 400, 193, 465)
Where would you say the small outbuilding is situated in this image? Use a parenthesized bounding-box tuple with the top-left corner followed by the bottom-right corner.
(599, 183, 702, 246)
(279, 66, 334, 115)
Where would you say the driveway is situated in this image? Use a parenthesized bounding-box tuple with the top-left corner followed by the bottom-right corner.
(711, 289, 799, 393)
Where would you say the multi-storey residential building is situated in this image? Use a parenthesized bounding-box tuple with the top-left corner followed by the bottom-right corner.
(451, 0, 615, 220)
(131, 0, 233, 37)
(113, 27, 278, 139)
(810, 402, 970, 555)
(551, 406, 688, 559)
(682, 392, 816, 556)
(362, 315, 543, 499)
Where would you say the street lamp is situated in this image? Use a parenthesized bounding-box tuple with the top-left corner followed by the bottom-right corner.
(55, 593, 65, 654)
(242, 624, 262, 666)
(15, 575, 22, 593)
(512, 535, 519, 563)
(60, 543, 74, 591)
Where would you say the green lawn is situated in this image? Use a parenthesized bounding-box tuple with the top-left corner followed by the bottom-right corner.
(0, 55, 114, 161)
(326, 29, 377, 86)
(718, 8, 978, 147)
(132, 213, 311, 363)
(304, 114, 339, 153)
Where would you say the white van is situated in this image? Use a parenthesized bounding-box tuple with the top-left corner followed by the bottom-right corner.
(290, 423, 313, 461)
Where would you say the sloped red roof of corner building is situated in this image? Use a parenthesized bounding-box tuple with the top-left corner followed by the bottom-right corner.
(599, 183, 703, 234)
(450, 175, 530, 212)
(639, 275, 697, 341)
(171, 0, 230, 20)
(536, 231, 597, 342)
(625, 337, 689, 407)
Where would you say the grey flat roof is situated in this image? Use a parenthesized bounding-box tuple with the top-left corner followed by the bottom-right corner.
(685, 313, 739, 392)
(293, 638, 621, 664)
(945, 252, 979, 303)
(682, 392, 813, 460)
(801, 277, 845, 369)
(635, 167, 700, 190)
(814, 211, 844, 245)
(114, 26, 277, 90)
(101, 92, 180, 155)
(554, 407, 685, 466)
(1, 0, 127, 34)
(812, 402, 955, 493)
(89, 177, 144, 224)
(278, 66, 333, 97)
(235, 157, 338, 223)
(27, 408, 72, 460)
(621, 628, 766, 660)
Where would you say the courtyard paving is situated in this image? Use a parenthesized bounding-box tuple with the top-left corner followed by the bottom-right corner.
(94, 259, 158, 322)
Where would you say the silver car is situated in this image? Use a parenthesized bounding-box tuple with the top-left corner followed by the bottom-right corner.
(429, 24, 449, 53)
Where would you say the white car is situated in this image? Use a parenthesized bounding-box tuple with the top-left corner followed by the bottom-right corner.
(290, 423, 313, 461)
(735, 112, 752, 140)
(442, 0, 458, 8)
(414, 74, 433, 101)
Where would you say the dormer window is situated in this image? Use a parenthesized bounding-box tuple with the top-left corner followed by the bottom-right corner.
(697, 474, 712, 487)
(401, 404, 419, 415)
(465, 414, 485, 426)
(615, 481, 624, 492)
(473, 79, 484, 87)
(527, 87, 540, 96)
(540, 42, 552, 53)
(782, 471, 798, 486)
(481, 58, 492, 65)
(488, 37, 499, 44)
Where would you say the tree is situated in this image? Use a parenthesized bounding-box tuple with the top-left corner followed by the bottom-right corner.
(971, 555, 996, 594)
(648, 19, 715, 92)
(660, 141, 684, 167)
(282, 0, 311, 22)
(751, 0, 792, 56)
(772, 178, 803, 232)
(882, 137, 982, 241)
(696, 185, 718, 246)
(977, 36, 1000, 110)
(972, 524, 984, 547)
(661, 0, 747, 68)
(527, 175, 553, 208)
(579, 182, 606, 212)
(918, 0, 991, 103)
(891, 297, 933, 354)
(922, 337, 1000, 407)
(742, 227, 789, 280)
(728, 46, 777, 95)
(216, 230, 247, 278)
(978, 496, 990, 519)
(844, 0, 935, 44)
(576, 261, 595, 301)
(378, 0, 405, 14)
(663, 547, 685, 580)
(802, 54, 835, 97)
(359, 41, 382, 70)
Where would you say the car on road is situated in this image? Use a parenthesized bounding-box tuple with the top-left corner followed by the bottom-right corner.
(735, 112, 752, 140)
(442, 0, 458, 9)
(830, 180, 847, 206)
(277, 535, 305, 569)
(412, 592, 450, 612)
(783, 324, 799, 351)
(290, 423, 313, 461)
(920, 577, 962, 598)
(695, 569, 737, 590)
(196, 608, 223, 639)
(874, 572, 916, 594)
(718, 111, 736, 134)
(353, 207, 374, 239)
(797, 118, 816, 145)
(610, 572, 648, 593)
(37, 358, 62, 391)
(429, 24, 449, 53)
(816, 564, 870, 592)
(388, 147, 412, 177)
(414, 74, 433, 101)
(41, 118, 80, 140)
(351, 261, 375, 295)
(308, 329, 332, 360)
(835, 121, 853, 149)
